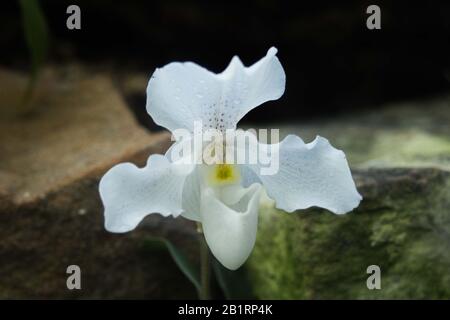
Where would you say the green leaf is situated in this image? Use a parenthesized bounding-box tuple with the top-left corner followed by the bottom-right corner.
(212, 257, 254, 299)
(19, 0, 49, 99)
(143, 237, 201, 294)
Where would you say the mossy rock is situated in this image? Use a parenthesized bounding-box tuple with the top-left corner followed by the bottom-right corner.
(247, 96, 450, 299)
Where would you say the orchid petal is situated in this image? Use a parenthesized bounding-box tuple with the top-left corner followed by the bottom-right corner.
(217, 47, 285, 128)
(245, 135, 362, 214)
(181, 166, 202, 222)
(99, 153, 192, 233)
(146, 62, 221, 133)
(200, 183, 262, 270)
(146, 47, 285, 133)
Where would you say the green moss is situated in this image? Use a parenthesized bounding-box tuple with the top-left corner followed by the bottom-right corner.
(247, 170, 450, 299)
(247, 99, 450, 298)
(362, 130, 450, 170)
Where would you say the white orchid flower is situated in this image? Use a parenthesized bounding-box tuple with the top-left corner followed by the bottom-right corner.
(99, 47, 362, 270)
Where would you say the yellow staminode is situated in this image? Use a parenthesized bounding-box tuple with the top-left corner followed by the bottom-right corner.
(208, 164, 240, 186)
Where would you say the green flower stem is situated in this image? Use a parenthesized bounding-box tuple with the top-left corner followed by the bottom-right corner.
(197, 223, 211, 300)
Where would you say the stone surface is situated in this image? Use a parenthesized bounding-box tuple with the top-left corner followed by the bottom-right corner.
(0, 67, 168, 207)
(0, 67, 198, 299)
(247, 96, 450, 299)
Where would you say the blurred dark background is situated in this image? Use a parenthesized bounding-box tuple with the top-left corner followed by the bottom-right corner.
(2, 0, 449, 125)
